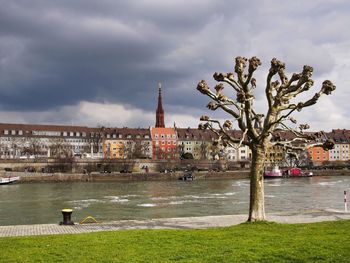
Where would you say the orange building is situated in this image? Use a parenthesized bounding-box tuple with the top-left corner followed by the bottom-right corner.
(307, 146, 329, 164)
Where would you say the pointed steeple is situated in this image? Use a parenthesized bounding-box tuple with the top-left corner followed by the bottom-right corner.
(155, 82, 165, 128)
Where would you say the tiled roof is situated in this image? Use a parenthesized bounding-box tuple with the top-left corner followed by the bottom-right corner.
(176, 128, 218, 141)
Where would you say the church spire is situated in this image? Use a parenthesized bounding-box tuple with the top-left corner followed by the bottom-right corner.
(155, 82, 165, 128)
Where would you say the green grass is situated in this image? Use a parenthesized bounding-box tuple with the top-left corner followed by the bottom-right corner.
(1, 220, 350, 262)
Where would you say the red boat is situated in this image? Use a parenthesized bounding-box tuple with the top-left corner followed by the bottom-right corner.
(282, 168, 313, 177)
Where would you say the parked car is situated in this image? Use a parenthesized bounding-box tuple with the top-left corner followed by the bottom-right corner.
(24, 166, 36, 173)
(120, 169, 132, 173)
(160, 169, 174, 173)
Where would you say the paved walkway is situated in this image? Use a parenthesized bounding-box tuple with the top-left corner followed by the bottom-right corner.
(1, 209, 349, 237)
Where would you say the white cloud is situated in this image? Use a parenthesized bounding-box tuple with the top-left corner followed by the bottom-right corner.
(0, 101, 155, 128)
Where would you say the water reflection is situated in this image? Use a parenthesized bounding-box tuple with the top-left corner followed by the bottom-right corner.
(0, 176, 349, 226)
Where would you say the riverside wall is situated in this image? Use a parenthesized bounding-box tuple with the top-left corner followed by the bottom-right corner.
(5, 170, 250, 183)
(0, 158, 243, 173)
(3, 169, 350, 183)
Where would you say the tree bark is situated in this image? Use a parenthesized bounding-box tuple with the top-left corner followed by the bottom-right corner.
(248, 146, 266, 221)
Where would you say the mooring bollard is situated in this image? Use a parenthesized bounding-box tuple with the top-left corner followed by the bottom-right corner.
(60, 209, 74, 225)
(344, 191, 348, 212)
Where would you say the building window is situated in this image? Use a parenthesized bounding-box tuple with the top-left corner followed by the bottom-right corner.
(11, 130, 16, 135)
(4, 130, 8, 135)
(18, 130, 23, 135)
(70, 132, 74, 136)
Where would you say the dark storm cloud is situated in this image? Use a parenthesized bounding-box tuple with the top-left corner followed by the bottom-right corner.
(0, 0, 228, 112)
(0, 0, 349, 129)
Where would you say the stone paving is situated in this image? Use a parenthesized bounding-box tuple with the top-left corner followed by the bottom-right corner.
(1, 209, 349, 238)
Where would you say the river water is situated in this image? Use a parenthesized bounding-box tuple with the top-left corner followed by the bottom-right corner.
(0, 176, 349, 226)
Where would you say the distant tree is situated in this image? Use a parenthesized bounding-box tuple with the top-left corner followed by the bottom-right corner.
(182, 152, 194, 159)
(130, 140, 150, 159)
(91, 126, 105, 157)
(49, 138, 70, 158)
(22, 137, 42, 158)
(197, 56, 335, 221)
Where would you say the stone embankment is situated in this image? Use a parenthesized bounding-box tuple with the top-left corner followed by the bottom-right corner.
(4, 170, 250, 183)
(2, 169, 350, 183)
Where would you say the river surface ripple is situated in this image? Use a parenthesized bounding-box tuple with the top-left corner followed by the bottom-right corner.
(0, 176, 349, 225)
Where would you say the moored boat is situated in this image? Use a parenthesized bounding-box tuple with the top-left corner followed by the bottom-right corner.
(283, 167, 313, 177)
(0, 176, 20, 185)
(178, 171, 195, 181)
(263, 166, 282, 178)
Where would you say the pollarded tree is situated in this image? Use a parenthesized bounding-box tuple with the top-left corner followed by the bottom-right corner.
(197, 56, 336, 221)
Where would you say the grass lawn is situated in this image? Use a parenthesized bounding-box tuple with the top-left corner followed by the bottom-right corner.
(1, 220, 350, 262)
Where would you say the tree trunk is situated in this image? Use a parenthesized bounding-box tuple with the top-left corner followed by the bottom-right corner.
(248, 146, 266, 221)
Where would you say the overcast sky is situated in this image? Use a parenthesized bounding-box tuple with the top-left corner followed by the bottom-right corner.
(0, 0, 349, 131)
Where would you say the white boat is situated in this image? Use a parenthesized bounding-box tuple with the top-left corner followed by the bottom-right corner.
(263, 166, 282, 178)
(0, 176, 20, 185)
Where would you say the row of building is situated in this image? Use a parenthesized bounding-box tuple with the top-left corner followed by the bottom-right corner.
(0, 122, 349, 165)
(0, 123, 249, 160)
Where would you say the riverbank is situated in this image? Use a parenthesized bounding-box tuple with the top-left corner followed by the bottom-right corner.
(1, 213, 350, 262)
(3, 169, 350, 183)
(4, 170, 250, 183)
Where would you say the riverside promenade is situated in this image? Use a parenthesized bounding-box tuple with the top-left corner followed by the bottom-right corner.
(1, 209, 349, 237)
